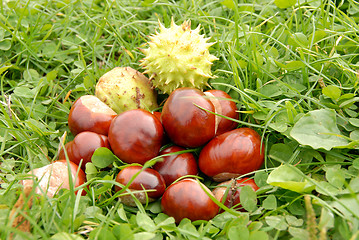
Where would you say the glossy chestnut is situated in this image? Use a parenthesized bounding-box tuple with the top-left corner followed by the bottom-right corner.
(198, 128, 265, 182)
(108, 109, 164, 165)
(68, 95, 117, 136)
(115, 165, 166, 206)
(161, 178, 219, 223)
(58, 131, 111, 170)
(22, 160, 86, 198)
(212, 178, 259, 211)
(161, 87, 216, 148)
(205, 90, 239, 136)
(153, 111, 170, 145)
(153, 145, 198, 186)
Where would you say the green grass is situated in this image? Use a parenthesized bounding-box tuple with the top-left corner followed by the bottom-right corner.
(1, 0, 359, 239)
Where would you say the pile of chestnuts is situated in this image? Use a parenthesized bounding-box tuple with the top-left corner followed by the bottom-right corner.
(23, 86, 265, 223)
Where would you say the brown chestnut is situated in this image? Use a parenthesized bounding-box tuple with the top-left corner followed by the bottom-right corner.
(115, 165, 166, 206)
(204, 90, 239, 136)
(108, 109, 164, 165)
(58, 131, 111, 170)
(212, 178, 259, 211)
(68, 95, 117, 136)
(22, 160, 86, 198)
(161, 178, 219, 223)
(153, 145, 198, 186)
(198, 128, 265, 182)
(152, 111, 170, 145)
(161, 88, 216, 148)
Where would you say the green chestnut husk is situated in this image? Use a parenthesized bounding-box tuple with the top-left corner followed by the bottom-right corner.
(95, 67, 158, 113)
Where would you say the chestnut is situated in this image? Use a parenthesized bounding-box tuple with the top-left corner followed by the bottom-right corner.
(161, 87, 216, 148)
(22, 160, 86, 198)
(115, 165, 166, 206)
(161, 178, 219, 223)
(58, 131, 111, 170)
(152, 111, 162, 122)
(68, 95, 117, 136)
(152, 111, 170, 145)
(212, 178, 259, 211)
(153, 145, 198, 186)
(108, 109, 164, 165)
(204, 90, 239, 136)
(198, 128, 265, 182)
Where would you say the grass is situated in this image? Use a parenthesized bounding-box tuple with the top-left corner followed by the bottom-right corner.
(1, 0, 359, 239)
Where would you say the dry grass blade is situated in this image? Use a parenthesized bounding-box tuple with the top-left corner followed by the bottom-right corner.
(305, 195, 318, 240)
(9, 186, 34, 239)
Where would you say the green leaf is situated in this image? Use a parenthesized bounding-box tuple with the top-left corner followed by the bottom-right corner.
(154, 213, 176, 229)
(350, 130, 359, 140)
(269, 143, 293, 163)
(318, 208, 334, 229)
(288, 227, 309, 240)
(274, 0, 297, 9)
(89, 227, 117, 240)
(47, 70, 58, 81)
(51, 232, 84, 240)
(285, 215, 303, 227)
(113, 224, 134, 240)
(228, 225, 249, 240)
(262, 195, 277, 210)
(133, 232, 157, 240)
(178, 218, 200, 238)
(339, 97, 359, 109)
(315, 181, 340, 196)
(322, 85, 341, 100)
(283, 60, 305, 71)
(85, 162, 98, 175)
(91, 147, 118, 168)
(265, 215, 288, 231)
(0, 65, 12, 75)
(288, 32, 309, 48)
(13, 86, 36, 98)
(331, 194, 359, 219)
(249, 231, 268, 240)
(290, 109, 349, 150)
(24, 69, 40, 82)
(267, 165, 315, 193)
(254, 171, 268, 188)
(311, 30, 327, 43)
(240, 185, 257, 212)
(212, 212, 240, 229)
(349, 118, 359, 127)
(221, 0, 235, 10)
(0, 39, 11, 50)
(147, 200, 162, 214)
(136, 212, 157, 232)
(325, 166, 346, 189)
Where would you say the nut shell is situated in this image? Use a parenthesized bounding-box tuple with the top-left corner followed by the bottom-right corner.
(68, 95, 117, 136)
(115, 165, 166, 206)
(161, 87, 216, 148)
(205, 90, 239, 136)
(22, 160, 86, 198)
(161, 178, 219, 223)
(58, 131, 111, 170)
(153, 145, 198, 186)
(95, 67, 158, 114)
(198, 128, 264, 181)
(108, 109, 164, 164)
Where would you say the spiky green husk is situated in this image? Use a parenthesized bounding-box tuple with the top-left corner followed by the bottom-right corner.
(140, 19, 218, 94)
